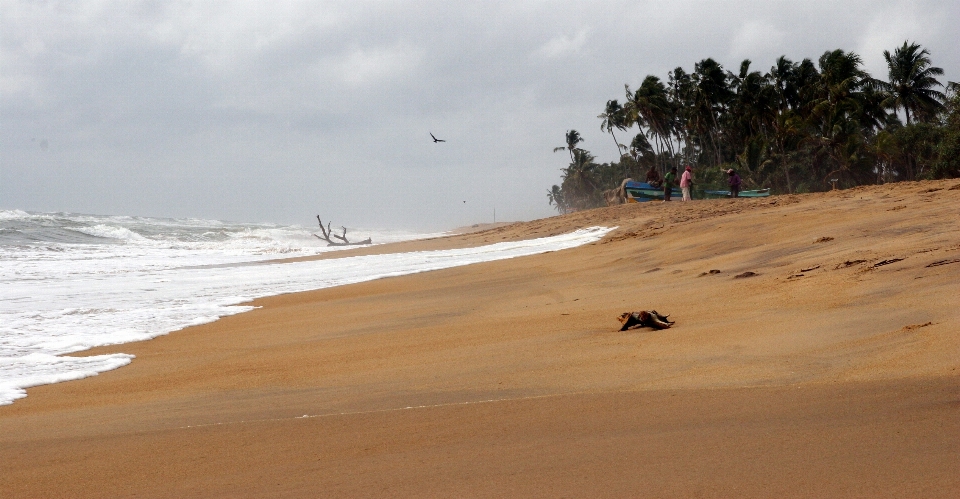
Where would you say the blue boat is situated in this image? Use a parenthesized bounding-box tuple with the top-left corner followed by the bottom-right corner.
(703, 188, 771, 199)
(624, 181, 681, 202)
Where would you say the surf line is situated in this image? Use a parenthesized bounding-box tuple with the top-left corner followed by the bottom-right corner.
(176, 391, 588, 430)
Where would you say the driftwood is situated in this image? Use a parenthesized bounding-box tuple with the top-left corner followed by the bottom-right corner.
(603, 178, 634, 206)
(314, 215, 372, 246)
(618, 310, 674, 331)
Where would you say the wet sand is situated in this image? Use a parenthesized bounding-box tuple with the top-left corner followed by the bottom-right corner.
(2, 180, 959, 497)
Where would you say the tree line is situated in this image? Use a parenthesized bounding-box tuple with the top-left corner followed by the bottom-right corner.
(548, 42, 959, 213)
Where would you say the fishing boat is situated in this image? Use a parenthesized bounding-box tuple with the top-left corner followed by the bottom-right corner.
(703, 188, 771, 199)
(624, 181, 681, 202)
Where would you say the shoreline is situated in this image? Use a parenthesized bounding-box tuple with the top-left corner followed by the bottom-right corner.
(3, 179, 959, 497)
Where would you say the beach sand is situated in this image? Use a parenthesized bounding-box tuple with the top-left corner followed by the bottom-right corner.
(2, 180, 959, 497)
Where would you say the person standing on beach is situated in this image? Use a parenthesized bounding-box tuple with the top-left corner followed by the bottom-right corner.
(663, 166, 677, 201)
(727, 169, 742, 198)
(680, 165, 694, 201)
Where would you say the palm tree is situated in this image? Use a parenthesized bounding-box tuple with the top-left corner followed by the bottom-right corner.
(624, 76, 674, 173)
(727, 59, 776, 168)
(546, 185, 567, 213)
(872, 129, 900, 183)
(630, 133, 653, 159)
(665, 68, 688, 162)
(598, 100, 629, 157)
(690, 58, 733, 168)
(767, 56, 806, 192)
(553, 130, 584, 162)
(808, 49, 884, 184)
(880, 41, 946, 125)
(622, 132, 654, 179)
(769, 57, 796, 108)
(560, 149, 600, 210)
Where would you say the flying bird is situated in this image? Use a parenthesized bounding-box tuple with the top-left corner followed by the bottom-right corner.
(430, 133, 446, 143)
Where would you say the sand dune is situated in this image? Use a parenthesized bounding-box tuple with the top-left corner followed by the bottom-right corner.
(2, 180, 959, 497)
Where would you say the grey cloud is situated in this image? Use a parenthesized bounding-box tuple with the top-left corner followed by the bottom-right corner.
(2, 0, 958, 229)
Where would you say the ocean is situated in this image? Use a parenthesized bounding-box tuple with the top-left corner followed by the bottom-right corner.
(0, 209, 612, 405)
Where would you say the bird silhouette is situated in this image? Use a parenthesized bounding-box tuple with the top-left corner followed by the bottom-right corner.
(430, 132, 446, 143)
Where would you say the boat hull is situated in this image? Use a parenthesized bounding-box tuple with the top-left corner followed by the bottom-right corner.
(624, 181, 681, 202)
(704, 188, 771, 199)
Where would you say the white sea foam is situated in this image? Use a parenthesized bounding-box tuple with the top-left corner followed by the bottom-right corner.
(0, 209, 32, 220)
(0, 215, 613, 405)
(69, 224, 150, 241)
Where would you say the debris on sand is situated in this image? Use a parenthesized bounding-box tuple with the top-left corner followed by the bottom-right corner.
(836, 260, 867, 269)
(734, 271, 758, 278)
(926, 259, 960, 268)
(814, 236, 834, 243)
(618, 310, 674, 331)
(698, 269, 722, 277)
(873, 258, 904, 268)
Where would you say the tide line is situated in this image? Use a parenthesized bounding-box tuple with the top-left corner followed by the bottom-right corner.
(174, 381, 806, 431)
(176, 391, 585, 430)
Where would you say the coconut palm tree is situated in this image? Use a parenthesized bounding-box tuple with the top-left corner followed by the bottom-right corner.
(667, 67, 695, 164)
(690, 58, 733, 168)
(769, 57, 797, 108)
(546, 185, 567, 213)
(598, 100, 629, 157)
(630, 133, 653, 159)
(880, 41, 946, 125)
(808, 49, 885, 184)
(554, 130, 584, 162)
(560, 149, 601, 210)
(766, 56, 810, 193)
(726, 59, 776, 164)
(624, 76, 674, 173)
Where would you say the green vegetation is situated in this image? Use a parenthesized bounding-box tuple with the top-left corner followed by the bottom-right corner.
(547, 41, 959, 213)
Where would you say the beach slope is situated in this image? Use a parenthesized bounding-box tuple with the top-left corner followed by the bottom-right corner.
(2, 180, 959, 497)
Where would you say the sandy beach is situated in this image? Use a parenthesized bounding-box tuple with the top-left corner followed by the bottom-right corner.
(2, 180, 959, 497)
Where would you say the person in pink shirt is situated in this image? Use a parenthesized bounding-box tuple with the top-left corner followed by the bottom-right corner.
(680, 165, 694, 201)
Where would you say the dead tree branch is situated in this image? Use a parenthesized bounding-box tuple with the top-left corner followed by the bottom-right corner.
(314, 215, 372, 246)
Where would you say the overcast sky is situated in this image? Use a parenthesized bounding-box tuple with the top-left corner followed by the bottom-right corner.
(2, 1, 958, 230)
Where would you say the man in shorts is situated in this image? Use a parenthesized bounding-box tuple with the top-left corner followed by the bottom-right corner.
(663, 167, 677, 201)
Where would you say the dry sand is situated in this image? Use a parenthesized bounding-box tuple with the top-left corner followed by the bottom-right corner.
(2, 180, 959, 498)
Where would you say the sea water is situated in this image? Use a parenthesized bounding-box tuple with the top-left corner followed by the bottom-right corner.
(0, 210, 612, 405)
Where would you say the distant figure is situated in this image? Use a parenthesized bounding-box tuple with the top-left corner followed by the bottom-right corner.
(680, 165, 694, 201)
(727, 169, 742, 198)
(663, 166, 678, 201)
(430, 133, 446, 143)
(645, 165, 662, 188)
